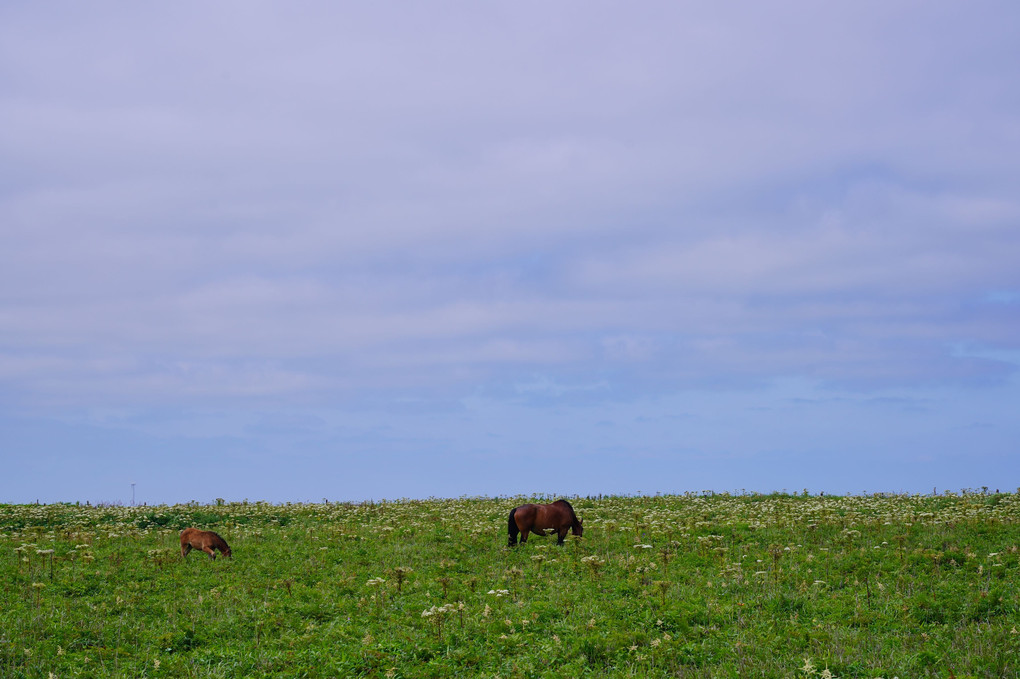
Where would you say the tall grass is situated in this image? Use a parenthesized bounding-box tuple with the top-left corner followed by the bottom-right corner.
(2, 492, 1018, 677)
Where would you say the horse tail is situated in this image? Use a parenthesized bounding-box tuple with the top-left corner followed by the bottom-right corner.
(508, 507, 520, 547)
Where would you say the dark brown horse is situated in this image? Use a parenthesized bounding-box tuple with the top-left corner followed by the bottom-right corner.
(508, 499, 583, 547)
(180, 528, 231, 560)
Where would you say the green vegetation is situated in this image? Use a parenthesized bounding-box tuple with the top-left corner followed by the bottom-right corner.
(2, 492, 1019, 677)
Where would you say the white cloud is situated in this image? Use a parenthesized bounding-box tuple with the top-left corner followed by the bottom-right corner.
(1, 1, 1019, 412)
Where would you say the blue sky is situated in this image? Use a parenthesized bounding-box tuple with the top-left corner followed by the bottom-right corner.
(2, 2, 1019, 504)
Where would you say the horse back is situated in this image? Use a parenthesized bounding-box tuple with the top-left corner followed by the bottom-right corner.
(519, 503, 568, 530)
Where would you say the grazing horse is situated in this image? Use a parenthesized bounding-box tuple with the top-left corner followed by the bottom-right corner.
(180, 528, 231, 560)
(508, 499, 583, 547)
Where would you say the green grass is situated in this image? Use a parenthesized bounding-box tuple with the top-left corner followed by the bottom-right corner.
(2, 492, 1019, 677)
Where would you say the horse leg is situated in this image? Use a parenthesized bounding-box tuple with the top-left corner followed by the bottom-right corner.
(202, 546, 217, 560)
(520, 529, 530, 544)
(181, 543, 192, 558)
(556, 527, 568, 545)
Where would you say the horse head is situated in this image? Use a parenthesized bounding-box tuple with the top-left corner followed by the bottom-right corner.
(572, 517, 584, 537)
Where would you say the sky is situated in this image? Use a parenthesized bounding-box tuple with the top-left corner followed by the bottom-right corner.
(2, 2, 1019, 505)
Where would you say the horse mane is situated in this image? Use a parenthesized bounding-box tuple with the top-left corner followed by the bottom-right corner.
(554, 499, 580, 526)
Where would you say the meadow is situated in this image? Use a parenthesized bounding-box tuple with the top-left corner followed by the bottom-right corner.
(2, 491, 1019, 678)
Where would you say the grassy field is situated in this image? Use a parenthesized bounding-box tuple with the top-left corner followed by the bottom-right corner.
(2, 491, 1019, 678)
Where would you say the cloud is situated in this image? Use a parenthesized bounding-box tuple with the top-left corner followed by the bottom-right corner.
(1, 3, 1019, 426)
